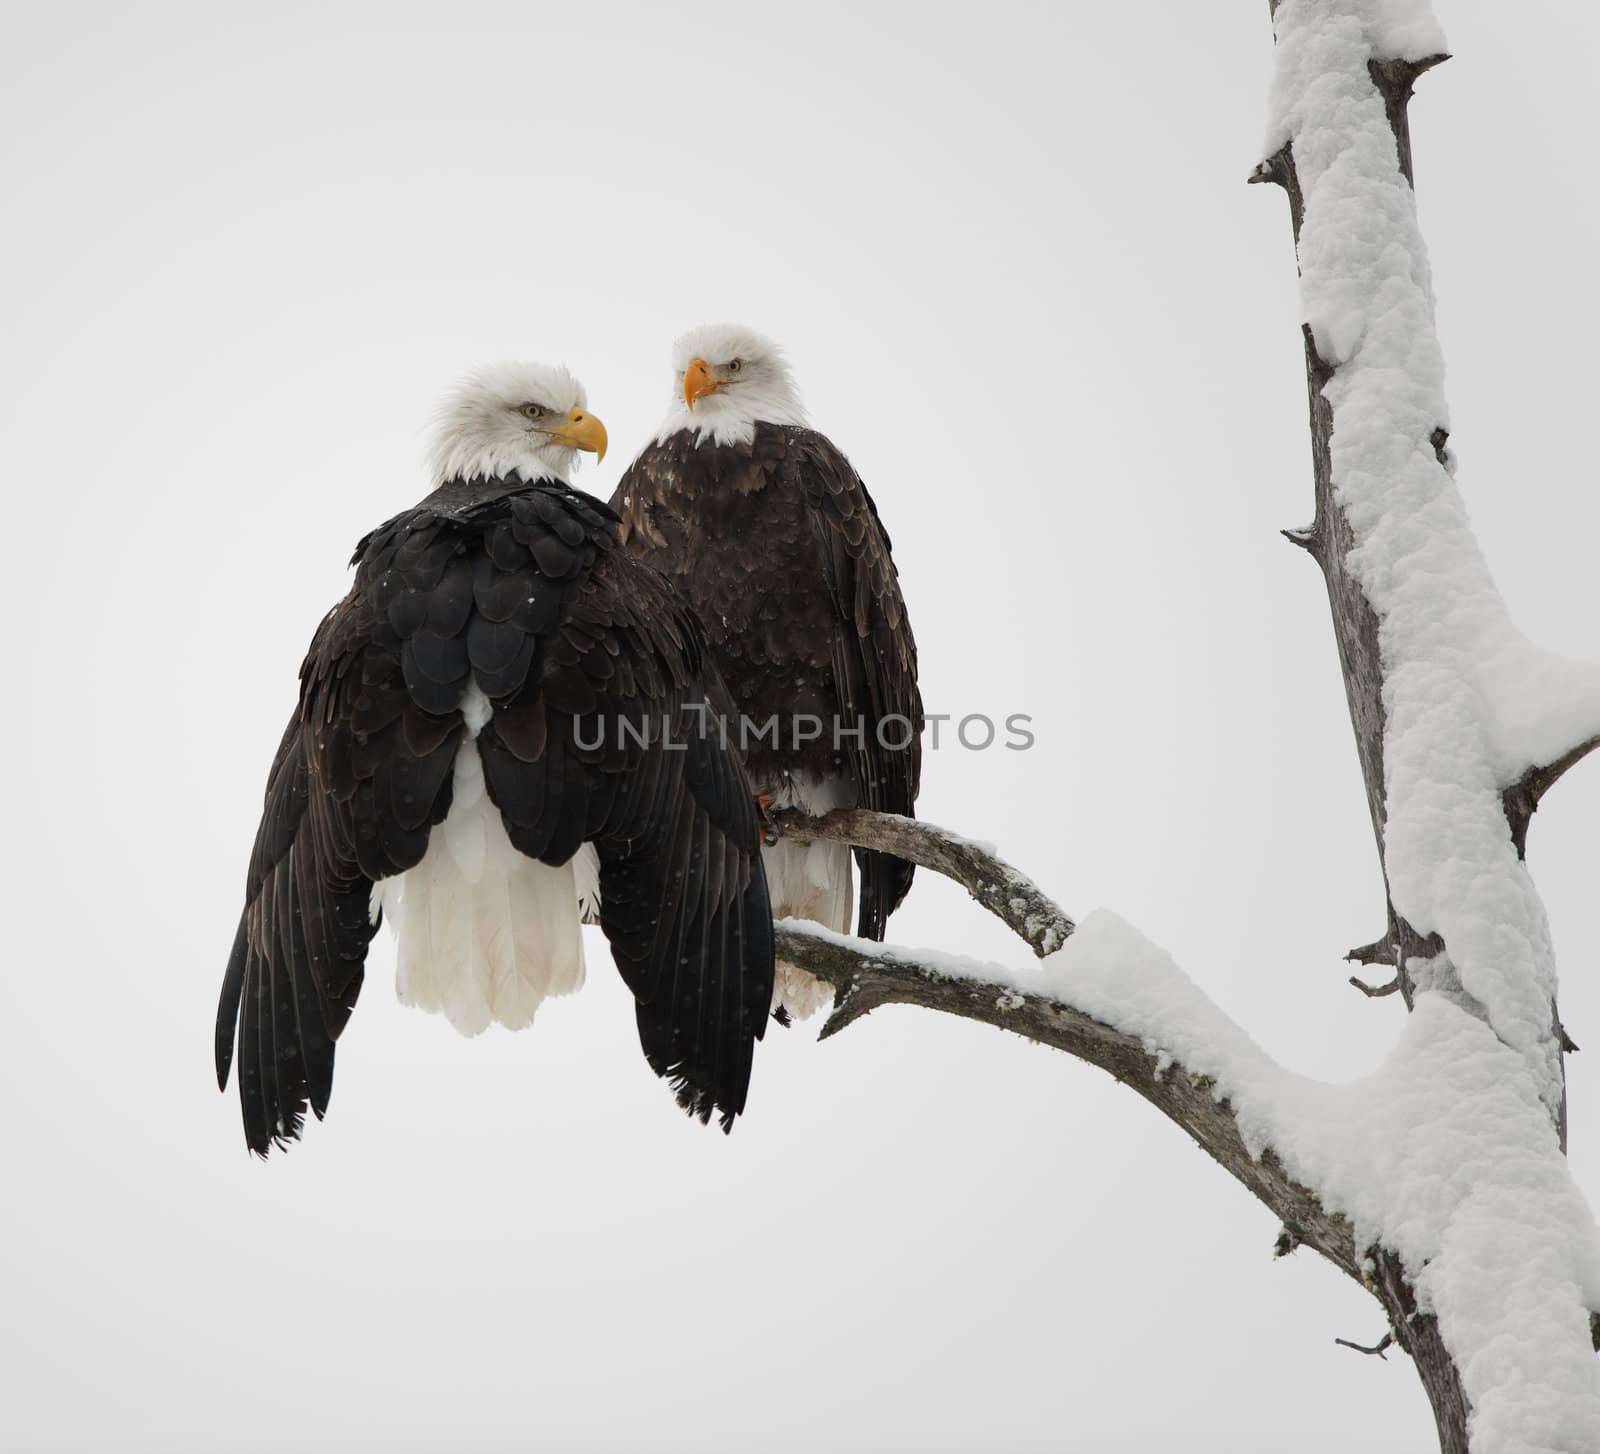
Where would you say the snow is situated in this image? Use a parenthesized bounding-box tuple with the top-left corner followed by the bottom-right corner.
(1366, 0, 1448, 64)
(784, 909, 1600, 1454)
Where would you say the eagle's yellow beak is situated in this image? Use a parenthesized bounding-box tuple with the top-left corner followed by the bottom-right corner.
(683, 357, 719, 410)
(544, 407, 608, 463)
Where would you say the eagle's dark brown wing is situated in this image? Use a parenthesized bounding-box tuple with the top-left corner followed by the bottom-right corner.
(216, 480, 772, 1154)
(612, 426, 923, 942)
(214, 586, 446, 1156)
(784, 428, 923, 938)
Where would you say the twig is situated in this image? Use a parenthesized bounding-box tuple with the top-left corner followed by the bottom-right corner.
(1335, 1332, 1394, 1360)
(1342, 924, 1441, 1009)
(770, 807, 1073, 958)
(1345, 934, 1396, 967)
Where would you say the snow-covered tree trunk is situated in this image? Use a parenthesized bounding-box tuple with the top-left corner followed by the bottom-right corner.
(1244, 2, 1600, 1442)
(1256, 0, 1582, 1145)
(770, 4, 1600, 1450)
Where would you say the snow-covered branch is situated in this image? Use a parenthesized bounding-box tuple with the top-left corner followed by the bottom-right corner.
(769, 806, 1072, 957)
(773, 917, 1360, 1279)
(776, 902, 1600, 1454)
(1503, 733, 1600, 859)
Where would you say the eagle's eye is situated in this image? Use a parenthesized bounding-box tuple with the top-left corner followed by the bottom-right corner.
(520, 403, 547, 421)
(726, 358, 743, 374)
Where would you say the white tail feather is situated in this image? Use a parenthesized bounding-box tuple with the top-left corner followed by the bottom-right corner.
(762, 772, 856, 1021)
(764, 836, 853, 934)
(382, 688, 587, 1036)
(573, 842, 601, 922)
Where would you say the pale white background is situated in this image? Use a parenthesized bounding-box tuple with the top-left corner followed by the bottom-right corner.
(3, 2, 1597, 1450)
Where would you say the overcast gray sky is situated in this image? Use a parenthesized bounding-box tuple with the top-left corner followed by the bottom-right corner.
(3, 2, 1598, 1450)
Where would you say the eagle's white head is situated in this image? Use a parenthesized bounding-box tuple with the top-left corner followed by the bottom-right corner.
(655, 323, 809, 447)
(428, 362, 608, 487)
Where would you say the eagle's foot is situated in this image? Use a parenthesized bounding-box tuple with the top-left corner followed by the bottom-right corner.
(754, 790, 779, 846)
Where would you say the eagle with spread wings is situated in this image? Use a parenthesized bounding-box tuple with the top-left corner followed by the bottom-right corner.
(216, 363, 774, 1153)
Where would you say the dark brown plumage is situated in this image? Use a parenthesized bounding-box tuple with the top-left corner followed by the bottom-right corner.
(216, 473, 774, 1154)
(612, 422, 922, 939)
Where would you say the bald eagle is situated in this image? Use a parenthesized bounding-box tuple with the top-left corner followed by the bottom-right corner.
(611, 325, 922, 1020)
(216, 363, 774, 1154)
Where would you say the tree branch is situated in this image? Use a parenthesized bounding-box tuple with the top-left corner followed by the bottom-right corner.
(770, 806, 1073, 958)
(1342, 921, 1444, 1006)
(1335, 1332, 1394, 1359)
(1503, 733, 1600, 859)
(773, 917, 1368, 1280)
(1366, 55, 1450, 187)
(773, 912, 1472, 1441)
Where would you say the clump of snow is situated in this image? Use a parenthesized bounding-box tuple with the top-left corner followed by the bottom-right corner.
(1367, 0, 1448, 63)
(777, 917, 1015, 987)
